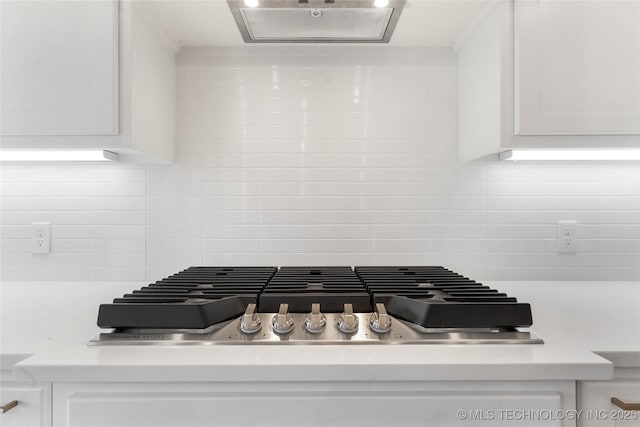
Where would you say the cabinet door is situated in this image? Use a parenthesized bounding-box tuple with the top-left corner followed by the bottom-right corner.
(0, 382, 52, 427)
(0, 0, 118, 136)
(54, 382, 573, 427)
(514, 0, 640, 135)
(579, 380, 640, 427)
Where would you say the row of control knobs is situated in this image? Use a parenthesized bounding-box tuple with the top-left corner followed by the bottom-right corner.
(239, 302, 392, 335)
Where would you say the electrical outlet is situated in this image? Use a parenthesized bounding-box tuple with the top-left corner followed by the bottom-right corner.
(32, 222, 51, 254)
(557, 220, 577, 254)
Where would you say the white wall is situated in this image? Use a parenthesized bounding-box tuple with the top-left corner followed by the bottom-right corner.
(1, 47, 639, 282)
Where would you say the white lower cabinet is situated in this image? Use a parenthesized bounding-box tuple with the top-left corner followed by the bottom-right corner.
(578, 368, 640, 427)
(0, 382, 51, 427)
(53, 381, 576, 427)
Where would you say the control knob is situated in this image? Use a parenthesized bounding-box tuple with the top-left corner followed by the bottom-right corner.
(272, 303, 295, 334)
(337, 303, 359, 334)
(239, 303, 261, 334)
(369, 302, 392, 334)
(304, 303, 327, 334)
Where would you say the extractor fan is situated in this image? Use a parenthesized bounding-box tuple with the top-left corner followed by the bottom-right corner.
(227, 0, 406, 43)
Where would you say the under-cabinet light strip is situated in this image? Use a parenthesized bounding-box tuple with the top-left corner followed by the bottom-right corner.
(0, 150, 118, 162)
(500, 149, 640, 161)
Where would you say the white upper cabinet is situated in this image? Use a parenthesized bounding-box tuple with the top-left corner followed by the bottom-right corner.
(457, 0, 640, 162)
(514, 0, 640, 135)
(0, 1, 176, 163)
(1, 1, 118, 136)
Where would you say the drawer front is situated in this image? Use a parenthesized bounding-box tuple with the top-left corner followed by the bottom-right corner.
(0, 382, 51, 427)
(579, 380, 640, 427)
(55, 382, 575, 427)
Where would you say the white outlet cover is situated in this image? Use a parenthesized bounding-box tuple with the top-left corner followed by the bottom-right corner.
(557, 221, 577, 254)
(32, 222, 51, 254)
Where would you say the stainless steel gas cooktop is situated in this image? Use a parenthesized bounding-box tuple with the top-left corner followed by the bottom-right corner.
(90, 266, 543, 345)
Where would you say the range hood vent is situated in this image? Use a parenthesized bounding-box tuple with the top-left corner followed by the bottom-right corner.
(227, 0, 405, 43)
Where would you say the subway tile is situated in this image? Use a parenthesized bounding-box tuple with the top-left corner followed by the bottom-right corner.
(33, 267, 91, 281)
(261, 239, 316, 253)
(317, 168, 371, 182)
(261, 196, 317, 211)
(487, 211, 545, 225)
(204, 210, 260, 225)
(147, 196, 202, 211)
(317, 196, 373, 211)
(91, 197, 146, 211)
(486, 239, 545, 253)
(146, 239, 202, 254)
(484, 253, 545, 268)
(204, 182, 260, 196)
(317, 210, 374, 225)
(91, 211, 145, 225)
(1, 225, 31, 239)
(261, 210, 315, 225)
(92, 239, 146, 254)
(429, 239, 486, 254)
(318, 253, 374, 265)
(34, 253, 90, 268)
(375, 239, 429, 253)
(375, 211, 428, 225)
(318, 239, 374, 253)
(601, 239, 640, 253)
(260, 225, 316, 239)
(147, 211, 203, 226)
(487, 225, 555, 239)
(259, 253, 317, 266)
(488, 181, 639, 197)
(317, 225, 373, 239)
(600, 210, 640, 224)
(601, 253, 640, 268)
(204, 197, 261, 211)
(93, 225, 146, 239)
(0, 197, 38, 211)
(306, 140, 365, 154)
(375, 197, 428, 211)
(51, 225, 91, 239)
(1, 239, 31, 253)
(601, 225, 640, 239)
(51, 239, 91, 253)
(375, 182, 428, 196)
(204, 239, 260, 253)
(373, 253, 429, 265)
(261, 182, 317, 197)
(318, 182, 374, 196)
(91, 253, 146, 269)
(147, 225, 202, 240)
(374, 225, 429, 239)
(202, 253, 262, 266)
(91, 268, 145, 281)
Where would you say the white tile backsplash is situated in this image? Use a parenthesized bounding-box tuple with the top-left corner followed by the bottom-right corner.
(1, 47, 639, 281)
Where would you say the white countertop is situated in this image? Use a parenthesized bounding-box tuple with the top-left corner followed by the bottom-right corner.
(13, 343, 612, 383)
(2, 281, 639, 383)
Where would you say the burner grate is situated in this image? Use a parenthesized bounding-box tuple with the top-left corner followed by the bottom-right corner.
(355, 266, 532, 328)
(97, 267, 277, 328)
(259, 266, 370, 312)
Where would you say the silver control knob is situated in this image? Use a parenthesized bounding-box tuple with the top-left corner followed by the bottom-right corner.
(369, 302, 392, 334)
(337, 303, 359, 334)
(240, 303, 261, 334)
(272, 303, 295, 334)
(304, 303, 327, 334)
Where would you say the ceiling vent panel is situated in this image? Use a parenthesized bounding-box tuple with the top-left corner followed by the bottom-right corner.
(227, 0, 405, 43)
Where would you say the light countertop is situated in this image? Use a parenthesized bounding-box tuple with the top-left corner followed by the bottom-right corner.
(12, 343, 613, 383)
